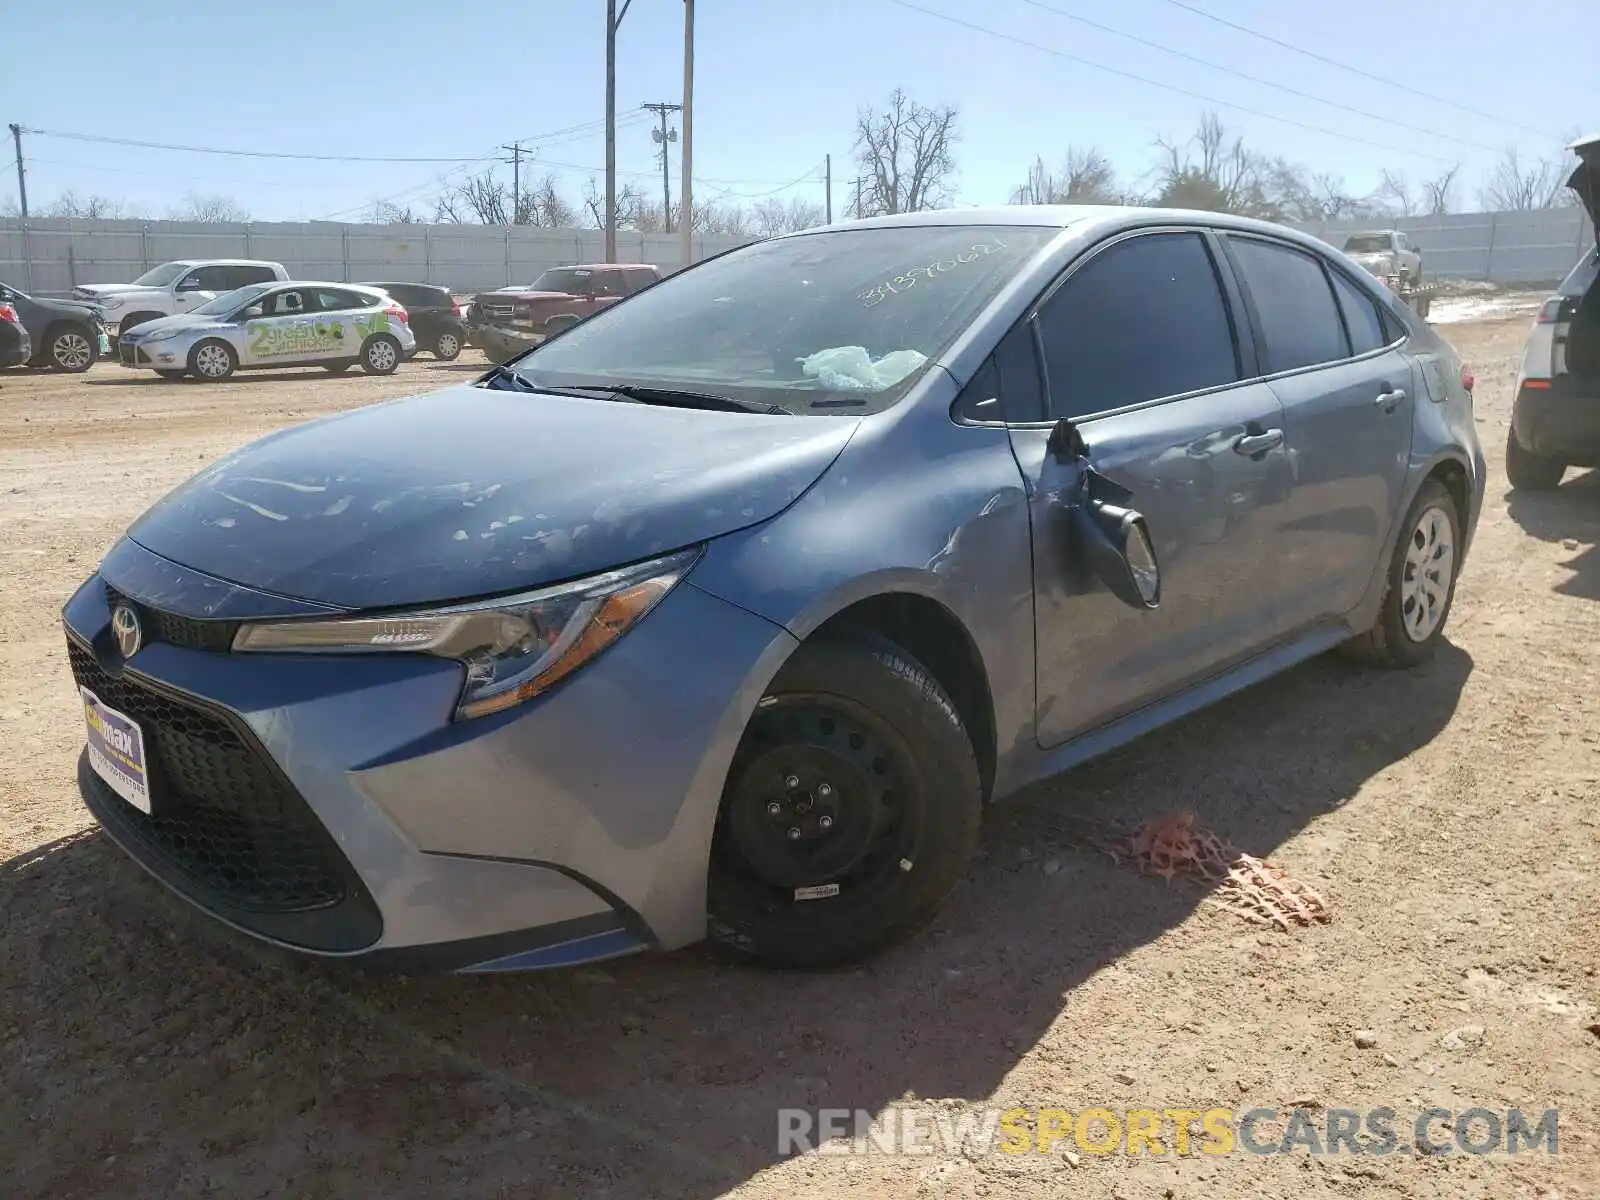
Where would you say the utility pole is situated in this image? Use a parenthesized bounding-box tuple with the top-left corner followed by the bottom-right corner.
(642, 102, 681, 232)
(825, 153, 832, 224)
(679, 0, 695, 270)
(853, 176, 864, 219)
(605, 0, 634, 262)
(503, 142, 523, 224)
(8, 124, 26, 220)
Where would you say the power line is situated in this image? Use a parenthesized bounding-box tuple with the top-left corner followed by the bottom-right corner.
(888, 0, 1464, 164)
(704, 165, 825, 201)
(1155, 0, 1562, 142)
(1020, 0, 1501, 155)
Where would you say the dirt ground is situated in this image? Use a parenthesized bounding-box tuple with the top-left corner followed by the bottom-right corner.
(2, 325, 1597, 1200)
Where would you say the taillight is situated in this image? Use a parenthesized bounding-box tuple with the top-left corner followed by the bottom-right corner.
(1460, 365, 1474, 393)
(0, 303, 17, 323)
(1536, 296, 1564, 324)
(385, 304, 409, 324)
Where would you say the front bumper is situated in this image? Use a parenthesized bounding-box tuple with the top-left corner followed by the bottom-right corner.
(467, 322, 540, 363)
(63, 538, 796, 970)
(1512, 376, 1600, 465)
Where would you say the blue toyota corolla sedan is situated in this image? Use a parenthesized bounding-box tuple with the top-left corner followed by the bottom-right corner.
(63, 206, 1485, 972)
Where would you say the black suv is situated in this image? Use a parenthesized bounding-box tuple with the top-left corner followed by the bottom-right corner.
(361, 282, 465, 361)
(0, 280, 109, 372)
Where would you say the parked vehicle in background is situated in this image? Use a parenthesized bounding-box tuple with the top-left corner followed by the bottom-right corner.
(116, 281, 414, 382)
(0, 303, 32, 368)
(361, 282, 466, 360)
(0, 280, 110, 372)
(63, 206, 1483, 974)
(73, 260, 290, 335)
(1506, 134, 1600, 489)
(1341, 230, 1431, 319)
(465, 263, 662, 363)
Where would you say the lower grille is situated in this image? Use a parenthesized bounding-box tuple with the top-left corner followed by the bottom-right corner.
(104, 584, 238, 653)
(68, 641, 354, 918)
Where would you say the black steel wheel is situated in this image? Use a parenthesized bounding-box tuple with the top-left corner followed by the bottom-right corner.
(708, 633, 981, 967)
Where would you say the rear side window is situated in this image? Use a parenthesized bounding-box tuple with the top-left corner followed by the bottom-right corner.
(313, 288, 371, 312)
(1329, 269, 1388, 356)
(1035, 231, 1240, 419)
(1229, 237, 1349, 372)
(188, 265, 233, 290)
(229, 265, 279, 288)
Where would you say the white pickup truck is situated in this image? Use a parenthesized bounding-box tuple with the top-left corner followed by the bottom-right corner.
(73, 259, 289, 334)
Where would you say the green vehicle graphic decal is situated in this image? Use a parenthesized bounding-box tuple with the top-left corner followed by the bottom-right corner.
(250, 319, 349, 358)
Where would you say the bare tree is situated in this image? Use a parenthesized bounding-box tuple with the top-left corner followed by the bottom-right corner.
(1374, 169, 1419, 217)
(1420, 164, 1461, 215)
(1009, 146, 1120, 205)
(167, 191, 250, 222)
(370, 200, 421, 224)
(749, 196, 826, 237)
(1151, 111, 1274, 216)
(1266, 160, 1371, 222)
(525, 174, 577, 227)
(38, 190, 129, 219)
(851, 88, 959, 216)
(1478, 147, 1567, 211)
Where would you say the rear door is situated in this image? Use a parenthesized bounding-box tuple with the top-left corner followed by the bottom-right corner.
(1221, 233, 1415, 624)
(1008, 228, 1296, 748)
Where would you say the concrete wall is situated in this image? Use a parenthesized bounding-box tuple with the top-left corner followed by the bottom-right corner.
(0, 219, 755, 296)
(3, 207, 1594, 297)
(1290, 207, 1594, 287)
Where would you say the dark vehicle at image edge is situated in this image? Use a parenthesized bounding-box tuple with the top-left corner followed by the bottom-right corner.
(0, 280, 108, 372)
(360, 282, 467, 361)
(0, 302, 33, 368)
(1506, 134, 1600, 489)
(62, 205, 1484, 973)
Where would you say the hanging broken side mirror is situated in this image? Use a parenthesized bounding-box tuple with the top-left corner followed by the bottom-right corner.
(1050, 417, 1161, 610)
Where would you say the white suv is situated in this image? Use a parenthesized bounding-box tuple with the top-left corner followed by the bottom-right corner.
(73, 259, 289, 334)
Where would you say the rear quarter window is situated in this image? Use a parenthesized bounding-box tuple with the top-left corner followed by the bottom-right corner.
(1329, 269, 1389, 356)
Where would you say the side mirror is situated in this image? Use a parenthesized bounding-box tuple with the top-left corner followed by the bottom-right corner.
(1073, 499, 1161, 610)
(240, 305, 264, 320)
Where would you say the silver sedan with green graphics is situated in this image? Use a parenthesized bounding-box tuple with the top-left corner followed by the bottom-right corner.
(115, 281, 417, 382)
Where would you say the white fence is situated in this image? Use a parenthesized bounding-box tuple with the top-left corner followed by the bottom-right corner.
(2, 207, 1594, 297)
(1291, 207, 1594, 287)
(0, 219, 754, 297)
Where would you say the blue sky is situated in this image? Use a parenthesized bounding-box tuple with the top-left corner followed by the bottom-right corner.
(1, 0, 1591, 222)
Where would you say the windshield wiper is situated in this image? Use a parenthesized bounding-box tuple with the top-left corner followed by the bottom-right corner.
(479, 363, 538, 392)
(557, 383, 792, 416)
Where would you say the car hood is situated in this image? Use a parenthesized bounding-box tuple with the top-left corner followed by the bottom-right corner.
(475, 290, 573, 303)
(1568, 133, 1600, 236)
(74, 283, 153, 297)
(126, 384, 860, 609)
(123, 313, 229, 338)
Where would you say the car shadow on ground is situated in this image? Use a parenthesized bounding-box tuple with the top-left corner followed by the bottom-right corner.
(1504, 470, 1600, 600)
(4, 644, 1472, 1197)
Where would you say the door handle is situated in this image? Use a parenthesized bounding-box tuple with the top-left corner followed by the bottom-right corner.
(1375, 387, 1406, 412)
(1233, 428, 1284, 456)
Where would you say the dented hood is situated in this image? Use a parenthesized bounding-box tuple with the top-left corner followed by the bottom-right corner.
(1569, 133, 1600, 236)
(126, 384, 859, 610)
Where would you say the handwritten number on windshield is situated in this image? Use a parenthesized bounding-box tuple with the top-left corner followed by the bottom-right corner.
(857, 238, 1009, 308)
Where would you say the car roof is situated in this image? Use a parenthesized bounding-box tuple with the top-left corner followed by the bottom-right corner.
(168, 258, 283, 267)
(268, 281, 384, 293)
(564, 263, 660, 271)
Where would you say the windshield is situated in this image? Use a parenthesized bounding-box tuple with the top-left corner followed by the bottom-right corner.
(1342, 235, 1393, 254)
(512, 225, 1057, 414)
(131, 262, 192, 287)
(529, 267, 596, 294)
(192, 283, 274, 317)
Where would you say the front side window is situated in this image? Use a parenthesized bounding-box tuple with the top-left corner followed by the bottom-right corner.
(1035, 231, 1240, 420)
(1229, 237, 1349, 373)
(514, 224, 1058, 414)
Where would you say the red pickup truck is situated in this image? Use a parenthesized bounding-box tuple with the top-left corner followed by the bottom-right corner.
(466, 263, 663, 363)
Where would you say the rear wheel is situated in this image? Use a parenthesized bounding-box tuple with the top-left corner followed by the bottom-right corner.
(1504, 427, 1565, 490)
(707, 634, 981, 968)
(1343, 478, 1461, 668)
(47, 325, 97, 372)
(433, 330, 462, 360)
(360, 334, 400, 375)
(188, 339, 237, 382)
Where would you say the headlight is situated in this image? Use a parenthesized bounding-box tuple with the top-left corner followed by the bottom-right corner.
(232, 547, 701, 719)
(142, 327, 186, 342)
(101, 297, 124, 310)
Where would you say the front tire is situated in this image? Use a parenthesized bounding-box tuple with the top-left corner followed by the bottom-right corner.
(360, 334, 400, 375)
(188, 339, 237, 382)
(1343, 478, 1461, 668)
(707, 633, 982, 968)
(1505, 427, 1565, 490)
(433, 330, 462, 360)
(47, 325, 98, 372)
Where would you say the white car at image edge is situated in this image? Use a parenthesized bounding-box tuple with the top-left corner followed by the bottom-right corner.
(117, 281, 416, 381)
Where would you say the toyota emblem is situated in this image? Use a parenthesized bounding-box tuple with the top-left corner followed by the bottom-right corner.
(111, 604, 143, 659)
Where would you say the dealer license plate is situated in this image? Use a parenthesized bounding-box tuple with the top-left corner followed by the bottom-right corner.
(81, 687, 151, 813)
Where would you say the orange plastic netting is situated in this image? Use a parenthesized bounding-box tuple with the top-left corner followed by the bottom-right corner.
(1101, 811, 1332, 932)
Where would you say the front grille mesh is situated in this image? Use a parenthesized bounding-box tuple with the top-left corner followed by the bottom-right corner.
(69, 641, 347, 913)
(104, 585, 238, 653)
